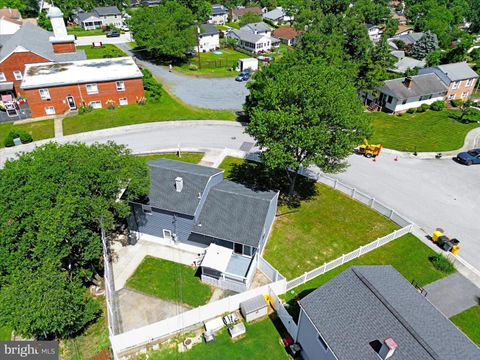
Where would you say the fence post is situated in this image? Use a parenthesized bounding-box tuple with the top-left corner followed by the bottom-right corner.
(341, 254, 345, 264)
(303, 272, 307, 284)
(358, 245, 362, 256)
(334, 179, 338, 189)
(370, 197, 375, 208)
(389, 209, 394, 219)
(351, 188, 356, 198)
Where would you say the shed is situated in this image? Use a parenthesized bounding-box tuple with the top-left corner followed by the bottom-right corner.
(240, 295, 268, 322)
(237, 58, 259, 72)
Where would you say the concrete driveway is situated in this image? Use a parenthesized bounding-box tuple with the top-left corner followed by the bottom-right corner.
(75, 32, 132, 46)
(116, 43, 249, 110)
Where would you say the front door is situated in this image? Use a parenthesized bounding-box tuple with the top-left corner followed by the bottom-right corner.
(234, 243, 243, 254)
(66, 96, 76, 110)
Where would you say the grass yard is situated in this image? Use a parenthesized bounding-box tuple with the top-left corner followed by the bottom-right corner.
(62, 297, 110, 360)
(225, 22, 240, 29)
(67, 26, 105, 37)
(0, 326, 11, 340)
(138, 152, 204, 164)
(263, 182, 399, 279)
(450, 306, 480, 346)
(284, 234, 452, 304)
(62, 89, 236, 135)
(0, 119, 54, 148)
(77, 44, 127, 59)
(125, 256, 212, 308)
(141, 316, 290, 360)
(368, 110, 480, 152)
(176, 48, 246, 77)
(218, 155, 246, 177)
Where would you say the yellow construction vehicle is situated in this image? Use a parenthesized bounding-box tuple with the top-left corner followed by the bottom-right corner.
(356, 140, 382, 158)
(432, 229, 460, 254)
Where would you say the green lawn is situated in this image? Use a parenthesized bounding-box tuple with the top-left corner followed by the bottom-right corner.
(218, 156, 246, 177)
(0, 119, 54, 148)
(0, 326, 11, 340)
(368, 110, 480, 152)
(62, 89, 236, 135)
(138, 152, 204, 164)
(176, 48, 246, 77)
(67, 26, 105, 37)
(125, 256, 213, 308)
(142, 317, 290, 360)
(77, 44, 127, 59)
(450, 306, 480, 346)
(225, 22, 240, 29)
(284, 234, 452, 304)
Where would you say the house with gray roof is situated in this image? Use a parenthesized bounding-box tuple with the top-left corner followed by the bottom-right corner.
(296, 266, 480, 360)
(128, 159, 279, 292)
(208, 4, 228, 25)
(198, 23, 220, 52)
(74, 6, 123, 30)
(240, 22, 272, 36)
(262, 7, 292, 25)
(390, 50, 426, 74)
(227, 25, 279, 53)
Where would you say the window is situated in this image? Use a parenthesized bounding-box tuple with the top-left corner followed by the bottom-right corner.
(402, 99, 407, 105)
(0, 72, 5, 81)
(461, 92, 468, 98)
(13, 71, 22, 80)
(234, 243, 243, 254)
(86, 83, 98, 94)
(119, 97, 128, 106)
(448, 94, 455, 100)
(116, 81, 125, 91)
(317, 334, 328, 350)
(452, 81, 460, 89)
(89, 100, 102, 109)
(39, 88, 50, 100)
(45, 106, 55, 115)
(466, 79, 474, 87)
(163, 229, 172, 240)
(387, 95, 393, 104)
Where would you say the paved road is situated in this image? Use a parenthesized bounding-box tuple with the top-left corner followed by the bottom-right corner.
(75, 32, 132, 46)
(116, 43, 249, 110)
(1, 121, 479, 270)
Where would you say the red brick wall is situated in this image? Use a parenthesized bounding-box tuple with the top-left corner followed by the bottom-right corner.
(52, 42, 76, 54)
(0, 52, 49, 95)
(446, 78, 478, 101)
(23, 78, 145, 118)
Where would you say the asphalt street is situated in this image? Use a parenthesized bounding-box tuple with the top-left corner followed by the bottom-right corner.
(1, 121, 478, 270)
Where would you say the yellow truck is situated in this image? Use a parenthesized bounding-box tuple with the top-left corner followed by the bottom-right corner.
(356, 140, 382, 158)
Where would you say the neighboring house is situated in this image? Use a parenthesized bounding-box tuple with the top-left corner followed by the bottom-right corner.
(262, 7, 292, 25)
(0, 8, 21, 20)
(389, 32, 434, 50)
(392, 11, 407, 25)
(198, 23, 220, 52)
(127, 159, 279, 292)
(296, 266, 480, 360)
(74, 6, 123, 29)
(395, 24, 413, 36)
(366, 24, 382, 42)
(208, 4, 228, 25)
(390, 50, 425, 73)
(0, 16, 22, 35)
(230, 6, 263, 22)
(130, 0, 162, 7)
(272, 26, 299, 46)
(227, 28, 279, 53)
(376, 73, 447, 113)
(21, 57, 144, 117)
(419, 62, 479, 101)
(240, 22, 271, 36)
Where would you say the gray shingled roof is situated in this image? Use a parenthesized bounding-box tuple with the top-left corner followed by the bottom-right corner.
(94, 6, 121, 16)
(211, 4, 227, 15)
(192, 180, 277, 248)
(0, 23, 86, 62)
(240, 22, 271, 34)
(263, 7, 285, 21)
(75, 11, 100, 23)
(437, 62, 479, 81)
(299, 266, 480, 360)
(147, 158, 222, 216)
(200, 23, 219, 36)
(378, 73, 447, 100)
(228, 29, 272, 43)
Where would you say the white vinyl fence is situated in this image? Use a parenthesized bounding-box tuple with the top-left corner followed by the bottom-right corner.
(102, 228, 120, 336)
(259, 256, 286, 282)
(268, 288, 298, 338)
(286, 225, 414, 291)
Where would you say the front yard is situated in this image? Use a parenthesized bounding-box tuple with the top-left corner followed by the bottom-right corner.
(450, 305, 480, 346)
(125, 256, 212, 308)
(368, 110, 480, 152)
(138, 152, 204, 164)
(67, 26, 105, 37)
(0, 119, 54, 148)
(77, 44, 127, 59)
(176, 48, 246, 77)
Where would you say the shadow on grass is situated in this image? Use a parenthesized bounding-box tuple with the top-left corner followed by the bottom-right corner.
(283, 288, 317, 323)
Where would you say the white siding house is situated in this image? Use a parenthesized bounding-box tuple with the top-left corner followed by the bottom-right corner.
(208, 4, 228, 25)
(74, 6, 123, 29)
(198, 24, 220, 52)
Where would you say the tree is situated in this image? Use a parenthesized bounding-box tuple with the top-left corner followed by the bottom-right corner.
(245, 53, 371, 195)
(0, 142, 149, 339)
(239, 11, 263, 27)
(468, 0, 480, 32)
(426, 48, 443, 66)
(129, 1, 196, 61)
(177, 0, 211, 21)
(37, 11, 52, 31)
(410, 31, 439, 60)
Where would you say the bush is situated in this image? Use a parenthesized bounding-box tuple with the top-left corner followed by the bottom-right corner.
(141, 68, 162, 103)
(406, 107, 417, 114)
(188, 63, 198, 71)
(417, 104, 430, 112)
(430, 100, 445, 111)
(4, 129, 33, 147)
(429, 254, 456, 274)
(451, 99, 464, 107)
(464, 99, 475, 108)
(78, 104, 93, 115)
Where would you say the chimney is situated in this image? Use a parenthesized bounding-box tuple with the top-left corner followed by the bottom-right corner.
(47, 7, 76, 54)
(403, 76, 413, 89)
(175, 177, 184, 192)
(378, 338, 398, 359)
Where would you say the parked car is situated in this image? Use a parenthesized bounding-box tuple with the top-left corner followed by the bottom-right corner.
(235, 72, 251, 82)
(120, 25, 129, 32)
(455, 148, 480, 165)
(106, 30, 120, 38)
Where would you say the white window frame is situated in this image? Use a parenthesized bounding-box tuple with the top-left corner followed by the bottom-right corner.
(466, 79, 474, 87)
(452, 81, 460, 89)
(13, 71, 22, 80)
(89, 100, 102, 109)
(163, 229, 172, 240)
(0, 72, 5, 82)
(119, 97, 128, 106)
(45, 106, 55, 115)
(448, 94, 455, 100)
(116, 80, 125, 91)
(461, 92, 468, 98)
(39, 88, 50, 100)
(86, 83, 98, 94)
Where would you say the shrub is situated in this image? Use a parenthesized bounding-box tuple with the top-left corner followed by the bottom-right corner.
(141, 68, 162, 103)
(105, 99, 115, 110)
(78, 104, 93, 115)
(464, 99, 475, 108)
(429, 254, 456, 274)
(451, 99, 464, 107)
(188, 63, 198, 71)
(430, 100, 445, 111)
(417, 104, 430, 112)
(407, 107, 417, 114)
(4, 129, 33, 147)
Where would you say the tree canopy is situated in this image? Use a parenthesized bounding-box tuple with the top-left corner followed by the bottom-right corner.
(0, 142, 149, 339)
(239, 11, 263, 27)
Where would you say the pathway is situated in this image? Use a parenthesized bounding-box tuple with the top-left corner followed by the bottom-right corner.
(199, 149, 227, 167)
(424, 273, 480, 317)
(116, 43, 249, 110)
(54, 118, 63, 137)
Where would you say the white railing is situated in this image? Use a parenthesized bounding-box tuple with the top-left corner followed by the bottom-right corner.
(102, 228, 119, 336)
(286, 225, 414, 291)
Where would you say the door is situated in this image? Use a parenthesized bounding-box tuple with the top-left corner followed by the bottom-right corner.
(66, 96, 76, 110)
(234, 243, 243, 254)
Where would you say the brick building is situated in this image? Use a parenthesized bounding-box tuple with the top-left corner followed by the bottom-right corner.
(21, 57, 144, 117)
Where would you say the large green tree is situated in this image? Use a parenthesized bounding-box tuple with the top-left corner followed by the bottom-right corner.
(0, 142, 149, 339)
(129, 1, 196, 60)
(239, 11, 263, 27)
(177, 0, 210, 21)
(245, 53, 371, 195)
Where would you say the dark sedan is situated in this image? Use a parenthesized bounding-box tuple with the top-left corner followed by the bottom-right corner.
(456, 148, 480, 165)
(235, 72, 251, 82)
(106, 30, 120, 38)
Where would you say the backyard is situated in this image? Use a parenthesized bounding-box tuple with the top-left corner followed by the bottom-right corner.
(125, 256, 213, 308)
(368, 109, 480, 152)
(450, 306, 480, 346)
(0, 119, 54, 148)
(77, 44, 127, 59)
(176, 48, 246, 77)
(138, 152, 204, 164)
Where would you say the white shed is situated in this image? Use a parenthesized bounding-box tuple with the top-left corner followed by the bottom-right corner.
(237, 58, 259, 72)
(240, 295, 268, 323)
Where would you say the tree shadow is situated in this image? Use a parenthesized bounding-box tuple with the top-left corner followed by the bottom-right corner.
(283, 288, 316, 323)
(448, 112, 480, 124)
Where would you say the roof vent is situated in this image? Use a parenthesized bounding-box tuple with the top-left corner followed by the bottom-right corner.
(175, 177, 183, 192)
(379, 338, 398, 359)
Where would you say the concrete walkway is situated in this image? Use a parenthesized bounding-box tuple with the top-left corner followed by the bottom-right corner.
(54, 118, 63, 137)
(425, 273, 480, 317)
(199, 149, 227, 167)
